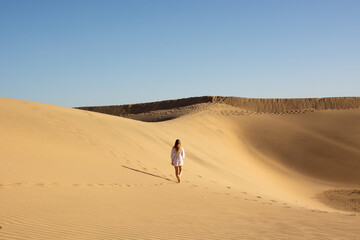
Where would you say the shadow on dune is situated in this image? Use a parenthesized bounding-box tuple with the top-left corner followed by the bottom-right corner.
(122, 165, 173, 182)
(128, 115, 178, 122)
(239, 110, 360, 185)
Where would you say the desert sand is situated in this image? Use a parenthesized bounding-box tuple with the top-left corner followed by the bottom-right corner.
(1, 96, 360, 239)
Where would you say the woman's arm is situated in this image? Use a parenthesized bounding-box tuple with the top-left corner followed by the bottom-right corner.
(170, 148, 174, 162)
(181, 148, 185, 159)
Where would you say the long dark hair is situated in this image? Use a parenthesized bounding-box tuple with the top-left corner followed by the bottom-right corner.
(174, 139, 181, 153)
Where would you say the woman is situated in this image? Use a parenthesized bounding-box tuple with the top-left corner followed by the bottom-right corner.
(171, 139, 185, 183)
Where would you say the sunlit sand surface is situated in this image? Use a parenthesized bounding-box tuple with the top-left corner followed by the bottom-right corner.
(1, 96, 360, 239)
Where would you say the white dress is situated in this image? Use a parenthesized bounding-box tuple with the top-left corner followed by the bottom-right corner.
(171, 147, 185, 166)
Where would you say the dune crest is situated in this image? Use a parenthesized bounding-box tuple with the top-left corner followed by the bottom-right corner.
(76, 96, 360, 121)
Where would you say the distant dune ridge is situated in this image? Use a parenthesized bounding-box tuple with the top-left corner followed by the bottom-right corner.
(76, 96, 360, 121)
(1, 96, 360, 239)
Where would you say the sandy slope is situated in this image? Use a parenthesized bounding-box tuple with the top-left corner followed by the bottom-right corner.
(1, 97, 360, 239)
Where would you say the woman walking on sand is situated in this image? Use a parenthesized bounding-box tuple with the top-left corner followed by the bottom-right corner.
(171, 139, 185, 183)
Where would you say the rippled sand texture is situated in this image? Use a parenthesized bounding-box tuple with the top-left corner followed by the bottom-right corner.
(1, 96, 360, 239)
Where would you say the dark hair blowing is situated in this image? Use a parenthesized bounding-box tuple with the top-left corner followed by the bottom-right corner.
(174, 139, 181, 153)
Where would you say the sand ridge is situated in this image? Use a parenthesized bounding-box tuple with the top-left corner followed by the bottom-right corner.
(76, 96, 360, 121)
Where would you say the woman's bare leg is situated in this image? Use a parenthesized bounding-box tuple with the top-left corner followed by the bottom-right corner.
(174, 166, 180, 183)
(178, 166, 183, 177)
(174, 166, 178, 176)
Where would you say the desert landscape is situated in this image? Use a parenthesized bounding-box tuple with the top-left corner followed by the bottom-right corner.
(1, 96, 360, 239)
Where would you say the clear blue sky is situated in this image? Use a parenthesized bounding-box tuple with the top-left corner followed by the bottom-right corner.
(1, 0, 359, 107)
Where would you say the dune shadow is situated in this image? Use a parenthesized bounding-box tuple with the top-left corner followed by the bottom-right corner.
(122, 165, 173, 182)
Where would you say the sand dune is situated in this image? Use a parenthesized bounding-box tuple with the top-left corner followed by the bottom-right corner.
(77, 96, 360, 121)
(1, 96, 360, 239)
